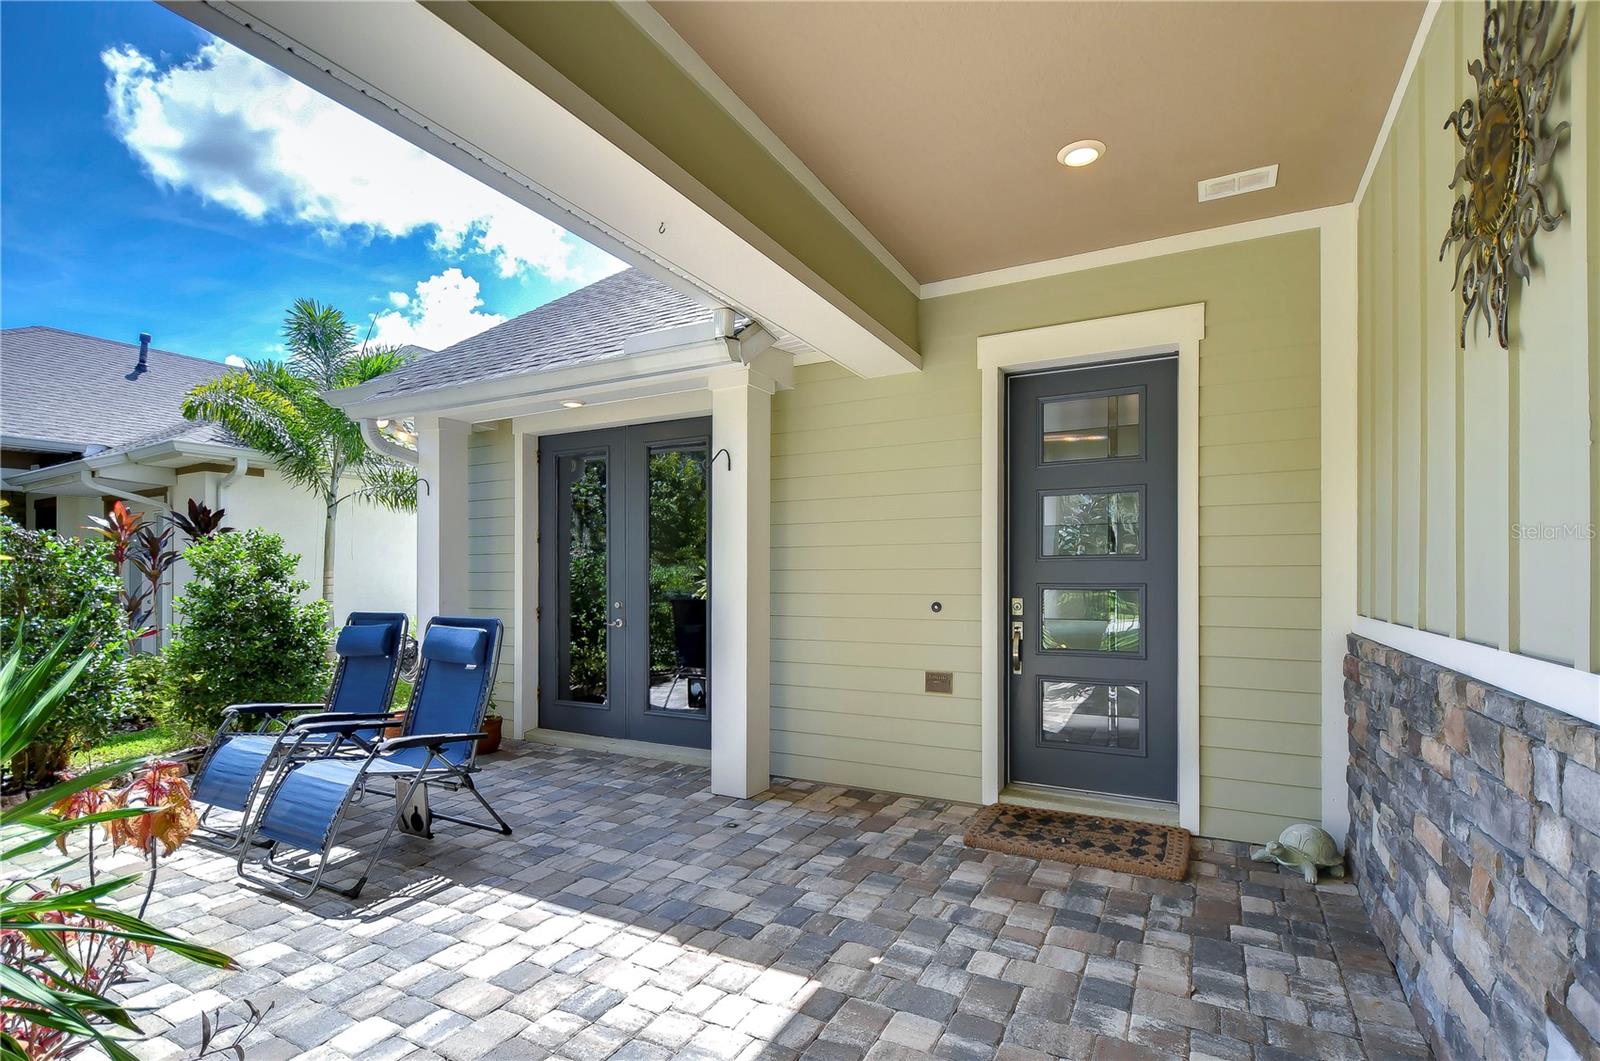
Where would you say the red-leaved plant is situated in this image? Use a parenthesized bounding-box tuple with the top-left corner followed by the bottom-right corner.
(83, 502, 179, 641)
(1, 759, 205, 1059)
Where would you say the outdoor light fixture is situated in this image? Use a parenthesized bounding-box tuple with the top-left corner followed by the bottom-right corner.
(560, 399, 585, 409)
(1057, 140, 1105, 168)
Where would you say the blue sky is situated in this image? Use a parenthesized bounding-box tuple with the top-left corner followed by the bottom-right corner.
(1, 2, 618, 364)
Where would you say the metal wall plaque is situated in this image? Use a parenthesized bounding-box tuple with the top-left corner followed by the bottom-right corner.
(1439, 0, 1574, 349)
(924, 671, 954, 694)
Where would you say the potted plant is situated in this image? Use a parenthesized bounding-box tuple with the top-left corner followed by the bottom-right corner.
(478, 697, 502, 755)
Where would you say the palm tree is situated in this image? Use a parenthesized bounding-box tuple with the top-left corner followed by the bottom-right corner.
(181, 299, 417, 608)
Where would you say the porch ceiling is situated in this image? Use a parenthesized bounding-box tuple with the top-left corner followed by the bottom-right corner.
(653, 0, 1426, 283)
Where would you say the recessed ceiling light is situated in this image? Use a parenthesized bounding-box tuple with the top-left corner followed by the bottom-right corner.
(560, 399, 585, 409)
(1057, 139, 1105, 168)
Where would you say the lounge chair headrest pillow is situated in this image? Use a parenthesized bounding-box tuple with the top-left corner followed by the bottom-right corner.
(336, 623, 394, 659)
(423, 625, 487, 668)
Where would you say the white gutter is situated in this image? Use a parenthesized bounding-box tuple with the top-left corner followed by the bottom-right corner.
(79, 469, 170, 512)
(361, 420, 419, 466)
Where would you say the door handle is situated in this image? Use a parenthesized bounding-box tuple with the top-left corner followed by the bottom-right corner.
(610, 617, 625, 628)
(1010, 621, 1024, 675)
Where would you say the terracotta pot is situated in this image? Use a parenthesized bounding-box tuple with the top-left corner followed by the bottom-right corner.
(477, 715, 503, 755)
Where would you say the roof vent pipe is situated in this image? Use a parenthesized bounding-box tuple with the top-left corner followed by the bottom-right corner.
(136, 333, 151, 373)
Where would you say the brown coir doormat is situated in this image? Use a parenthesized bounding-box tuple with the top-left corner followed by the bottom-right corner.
(964, 803, 1192, 881)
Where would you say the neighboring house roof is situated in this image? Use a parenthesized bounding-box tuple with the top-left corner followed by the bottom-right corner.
(353, 269, 716, 402)
(0, 326, 229, 452)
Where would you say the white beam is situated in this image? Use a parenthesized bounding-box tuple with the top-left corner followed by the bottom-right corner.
(175, 0, 919, 379)
(709, 373, 772, 798)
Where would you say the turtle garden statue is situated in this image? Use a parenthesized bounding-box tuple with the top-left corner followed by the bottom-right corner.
(1251, 824, 1345, 884)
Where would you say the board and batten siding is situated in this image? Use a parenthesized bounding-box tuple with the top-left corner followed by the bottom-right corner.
(774, 231, 1322, 843)
(466, 422, 516, 708)
(1357, 2, 1598, 673)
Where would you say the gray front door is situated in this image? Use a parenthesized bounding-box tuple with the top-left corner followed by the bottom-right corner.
(1007, 359, 1177, 801)
(538, 418, 712, 749)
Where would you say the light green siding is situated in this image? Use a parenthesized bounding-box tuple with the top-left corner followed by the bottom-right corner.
(771, 355, 984, 801)
(1357, 3, 1598, 671)
(773, 231, 1322, 842)
(467, 423, 516, 708)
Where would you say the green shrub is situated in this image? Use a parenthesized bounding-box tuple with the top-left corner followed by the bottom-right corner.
(158, 530, 331, 735)
(0, 516, 128, 777)
(123, 651, 169, 721)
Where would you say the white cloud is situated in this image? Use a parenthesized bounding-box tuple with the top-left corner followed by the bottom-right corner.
(102, 40, 624, 285)
(224, 354, 247, 368)
(369, 269, 505, 351)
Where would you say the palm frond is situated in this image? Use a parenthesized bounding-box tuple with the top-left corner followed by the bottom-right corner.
(181, 371, 330, 499)
(282, 299, 355, 390)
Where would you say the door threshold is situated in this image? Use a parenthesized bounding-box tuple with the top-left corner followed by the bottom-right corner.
(523, 728, 712, 767)
(999, 783, 1180, 828)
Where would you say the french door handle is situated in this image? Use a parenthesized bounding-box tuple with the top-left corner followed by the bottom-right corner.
(610, 618, 625, 628)
(1010, 621, 1024, 675)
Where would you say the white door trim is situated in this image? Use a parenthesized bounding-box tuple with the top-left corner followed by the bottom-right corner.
(977, 304, 1205, 832)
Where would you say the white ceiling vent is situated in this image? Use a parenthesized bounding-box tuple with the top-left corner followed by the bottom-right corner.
(1197, 164, 1279, 203)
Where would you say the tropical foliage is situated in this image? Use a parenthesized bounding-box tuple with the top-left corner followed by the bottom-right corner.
(83, 502, 177, 640)
(167, 499, 231, 545)
(0, 518, 127, 783)
(0, 615, 232, 1060)
(157, 530, 331, 735)
(180, 299, 416, 608)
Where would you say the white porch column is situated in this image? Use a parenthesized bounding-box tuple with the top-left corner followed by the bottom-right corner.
(416, 416, 469, 625)
(52, 494, 104, 540)
(709, 372, 773, 798)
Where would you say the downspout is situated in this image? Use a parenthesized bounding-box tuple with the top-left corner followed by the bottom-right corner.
(79, 469, 170, 513)
(361, 419, 419, 466)
(216, 456, 248, 509)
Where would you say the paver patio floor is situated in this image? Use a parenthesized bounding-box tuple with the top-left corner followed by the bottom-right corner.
(121, 741, 1430, 1059)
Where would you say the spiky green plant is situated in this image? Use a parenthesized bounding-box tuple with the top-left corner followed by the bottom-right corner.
(1, 615, 233, 1059)
(181, 299, 417, 607)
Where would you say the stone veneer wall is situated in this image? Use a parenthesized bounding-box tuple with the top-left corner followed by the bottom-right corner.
(1344, 635, 1600, 1060)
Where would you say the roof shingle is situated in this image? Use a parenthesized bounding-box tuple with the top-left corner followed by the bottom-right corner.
(357, 269, 714, 402)
(1, 327, 229, 451)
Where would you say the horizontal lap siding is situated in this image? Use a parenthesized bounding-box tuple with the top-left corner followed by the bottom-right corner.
(467, 424, 515, 710)
(1358, 5, 1597, 672)
(770, 355, 983, 802)
(772, 231, 1321, 842)
(913, 230, 1320, 844)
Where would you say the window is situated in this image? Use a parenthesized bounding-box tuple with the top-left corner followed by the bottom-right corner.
(1041, 391, 1141, 462)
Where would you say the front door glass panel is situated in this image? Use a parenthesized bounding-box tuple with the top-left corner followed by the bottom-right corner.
(647, 444, 709, 714)
(1041, 391, 1141, 462)
(1041, 588, 1142, 653)
(559, 452, 608, 705)
(1040, 680, 1144, 752)
(1043, 489, 1142, 556)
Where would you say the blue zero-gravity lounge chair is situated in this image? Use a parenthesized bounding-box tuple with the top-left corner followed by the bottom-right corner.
(191, 612, 409, 850)
(236, 616, 509, 899)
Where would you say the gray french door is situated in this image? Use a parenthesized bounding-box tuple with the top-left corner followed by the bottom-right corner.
(1007, 359, 1177, 801)
(538, 418, 711, 749)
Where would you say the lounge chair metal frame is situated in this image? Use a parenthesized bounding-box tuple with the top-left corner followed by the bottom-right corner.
(236, 617, 508, 900)
(192, 613, 410, 852)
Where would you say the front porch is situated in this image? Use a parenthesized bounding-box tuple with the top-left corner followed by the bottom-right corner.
(127, 742, 1425, 1060)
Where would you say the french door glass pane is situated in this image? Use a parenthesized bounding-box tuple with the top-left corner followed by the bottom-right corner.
(647, 444, 709, 714)
(1043, 490, 1141, 556)
(1041, 587, 1142, 653)
(560, 452, 608, 704)
(1041, 680, 1143, 751)
(1042, 391, 1140, 461)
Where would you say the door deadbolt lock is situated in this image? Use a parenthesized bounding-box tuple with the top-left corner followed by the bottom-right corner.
(1010, 596, 1024, 617)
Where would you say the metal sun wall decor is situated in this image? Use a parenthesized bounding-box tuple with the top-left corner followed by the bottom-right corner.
(1439, 0, 1574, 349)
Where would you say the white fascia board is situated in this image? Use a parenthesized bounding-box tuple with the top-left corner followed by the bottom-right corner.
(328, 341, 746, 422)
(0, 435, 84, 455)
(6, 441, 263, 492)
(173, 1, 919, 379)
